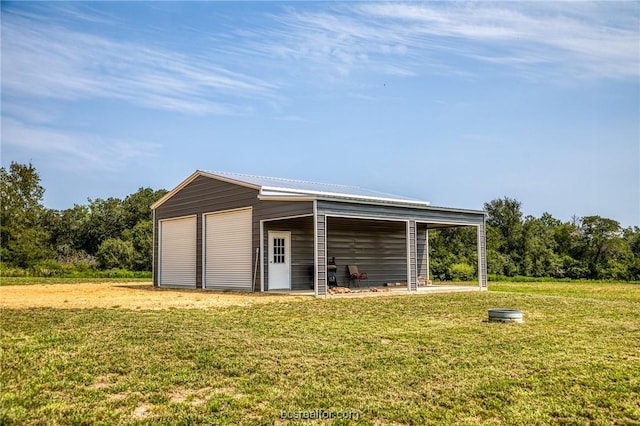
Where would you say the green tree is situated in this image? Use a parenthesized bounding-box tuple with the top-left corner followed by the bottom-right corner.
(550, 218, 587, 278)
(484, 197, 523, 275)
(522, 213, 561, 277)
(121, 219, 154, 271)
(579, 216, 624, 279)
(0, 162, 53, 267)
(622, 227, 640, 280)
(122, 187, 167, 228)
(428, 227, 477, 280)
(486, 224, 513, 275)
(45, 205, 90, 254)
(81, 197, 127, 255)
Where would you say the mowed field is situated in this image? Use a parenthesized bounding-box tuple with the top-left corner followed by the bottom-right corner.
(1, 282, 638, 425)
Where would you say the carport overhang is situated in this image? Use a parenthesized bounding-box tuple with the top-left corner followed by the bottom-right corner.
(308, 198, 487, 297)
(258, 195, 487, 296)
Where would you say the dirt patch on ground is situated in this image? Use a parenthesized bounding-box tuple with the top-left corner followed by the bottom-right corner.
(131, 403, 152, 419)
(0, 282, 312, 310)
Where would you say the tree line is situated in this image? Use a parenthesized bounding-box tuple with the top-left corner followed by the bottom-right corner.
(1, 162, 166, 276)
(1, 161, 639, 280)
(429, 198, 640, 281)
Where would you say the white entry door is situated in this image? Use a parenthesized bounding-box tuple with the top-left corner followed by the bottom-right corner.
(268, 231, 291, 290)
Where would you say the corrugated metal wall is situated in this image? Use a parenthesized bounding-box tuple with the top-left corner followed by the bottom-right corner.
(477, 220, 488, 289)
(316, 214, 326, 295)
(408, 220, 417, 291)
(263, 216, 314, 291)
(326, 217, 408, 287)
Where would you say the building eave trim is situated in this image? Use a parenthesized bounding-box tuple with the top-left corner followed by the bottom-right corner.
(151, 170, 262, 210)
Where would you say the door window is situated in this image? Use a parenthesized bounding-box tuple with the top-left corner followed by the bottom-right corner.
(273, 237, 285, 264)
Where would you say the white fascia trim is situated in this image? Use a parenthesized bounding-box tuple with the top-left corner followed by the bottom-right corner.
(257, 194, 317, 202)
(151, 171, 201, 210)
(261, 186, 431, 207)
(415, 220, 483, 227)
(260, 193, 435, 209)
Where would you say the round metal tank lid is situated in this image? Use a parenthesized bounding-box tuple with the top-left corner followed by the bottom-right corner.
(488, 308, 524, 323)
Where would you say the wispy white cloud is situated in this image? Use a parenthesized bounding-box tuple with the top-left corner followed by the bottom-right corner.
(366, 2, 639, 81)
(254, 2, 639, 82)
(0, 102, 60, 125)
(252, 7, 423, 79)
(2, 1, 636, 120)
(1, 10, 279, 116)
(2, 118, 159, 172)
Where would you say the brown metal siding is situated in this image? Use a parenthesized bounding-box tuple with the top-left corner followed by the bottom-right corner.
(326, 217, 408, 287)
(263, 216, 314, 291)
(153, 174, 313, 289)
(156, 177, 258, 220)
(254, 202, 313, 221)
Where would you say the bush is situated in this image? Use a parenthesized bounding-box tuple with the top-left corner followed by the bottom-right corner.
(30, 259, 65, 277)
(0, 261, 27, 277)
(96, 238, 135, 270)
(450, 262, 475, 281)
(0, 259, 151, 279)
(57, 250, 98, 272)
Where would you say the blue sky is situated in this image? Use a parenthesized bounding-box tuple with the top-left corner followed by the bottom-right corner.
(2, 1, 639, 226)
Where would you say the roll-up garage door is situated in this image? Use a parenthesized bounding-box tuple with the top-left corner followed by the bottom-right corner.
(159, 216, 197, 287)
(204, 208, 252, 291)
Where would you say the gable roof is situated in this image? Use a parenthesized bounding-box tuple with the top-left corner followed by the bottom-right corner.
(151, 170, 431, 210)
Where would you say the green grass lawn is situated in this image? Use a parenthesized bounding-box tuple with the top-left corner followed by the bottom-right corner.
(0, 277, 152, 286)
(2, 283, 639, 425)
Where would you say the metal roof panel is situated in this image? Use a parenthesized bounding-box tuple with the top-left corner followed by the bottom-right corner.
(206, 171, 431, 206)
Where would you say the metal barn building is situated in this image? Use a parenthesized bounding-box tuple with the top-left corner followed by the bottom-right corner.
(151, 171, 488, 296)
